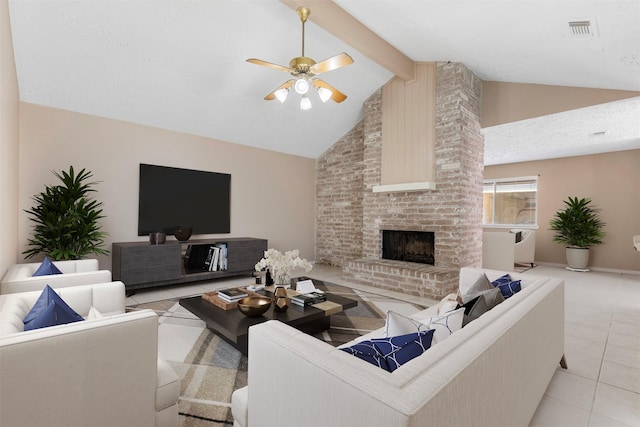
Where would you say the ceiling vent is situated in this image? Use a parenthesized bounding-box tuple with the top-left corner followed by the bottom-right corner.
(568, 19, 598, 37)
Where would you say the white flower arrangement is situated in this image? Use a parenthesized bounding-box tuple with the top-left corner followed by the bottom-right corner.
(255, 248, 312, 286)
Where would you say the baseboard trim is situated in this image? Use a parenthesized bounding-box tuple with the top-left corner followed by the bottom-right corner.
(535, 261, 640, 276)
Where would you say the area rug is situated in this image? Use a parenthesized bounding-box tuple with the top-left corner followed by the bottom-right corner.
(127, 282, 429, 426)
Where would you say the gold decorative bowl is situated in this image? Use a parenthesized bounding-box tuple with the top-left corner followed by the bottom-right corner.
(237, 296, 272, 317)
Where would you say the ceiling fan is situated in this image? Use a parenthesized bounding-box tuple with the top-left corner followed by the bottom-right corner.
(247, 6, 354, 110)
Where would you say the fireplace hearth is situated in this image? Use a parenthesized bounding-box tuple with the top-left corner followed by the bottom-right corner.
(382, 230, 435, 265)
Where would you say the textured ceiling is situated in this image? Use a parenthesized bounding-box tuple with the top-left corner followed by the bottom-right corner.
(8, 0, 640, 163)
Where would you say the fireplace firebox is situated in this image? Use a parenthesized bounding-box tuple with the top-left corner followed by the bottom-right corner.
(382, 230, 435, 265)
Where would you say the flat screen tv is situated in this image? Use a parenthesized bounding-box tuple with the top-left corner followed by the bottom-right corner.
(138, 164, 231, 236)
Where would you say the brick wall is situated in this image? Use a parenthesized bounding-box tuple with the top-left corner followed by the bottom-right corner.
(315, 121, 364, 265)
(316, 62, 483, 299)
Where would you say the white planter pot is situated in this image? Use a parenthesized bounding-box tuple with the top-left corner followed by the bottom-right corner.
(566, 247, 590, 271)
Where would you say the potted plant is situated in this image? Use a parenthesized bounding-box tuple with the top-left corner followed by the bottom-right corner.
(23, 166, 109, 261)
(549, 196, 605, 271)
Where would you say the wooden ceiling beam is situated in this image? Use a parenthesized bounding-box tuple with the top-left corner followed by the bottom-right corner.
(280, 0, 415, 81)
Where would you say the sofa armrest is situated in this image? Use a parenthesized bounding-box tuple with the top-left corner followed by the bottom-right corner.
(0, 270, 112, 294)
(0, 310, 159, 426)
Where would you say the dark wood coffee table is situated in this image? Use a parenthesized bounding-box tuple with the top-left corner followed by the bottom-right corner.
(179, 279, 357, 355)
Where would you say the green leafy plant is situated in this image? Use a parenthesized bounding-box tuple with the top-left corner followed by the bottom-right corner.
(23, 166, 109, 260)
(549, 196, 605, 248)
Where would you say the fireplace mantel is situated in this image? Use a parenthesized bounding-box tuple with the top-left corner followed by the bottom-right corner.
(372, 181, 436, 193)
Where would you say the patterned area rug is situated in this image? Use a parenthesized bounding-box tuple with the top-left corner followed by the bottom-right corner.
(127, 282, 428, 426)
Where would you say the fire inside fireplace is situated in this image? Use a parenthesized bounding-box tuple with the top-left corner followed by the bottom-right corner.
(382, 230, 435, 265)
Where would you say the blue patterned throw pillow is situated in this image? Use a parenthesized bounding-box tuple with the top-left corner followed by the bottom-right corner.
(23, 285, 84, 331)
(341, 329, 435, 372)
(32, 256, 63, 277)
(491, 274, 522, 298)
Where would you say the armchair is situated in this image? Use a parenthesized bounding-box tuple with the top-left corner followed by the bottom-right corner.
(513, 229, 536, 267)
(0, 281, 180, 427)
(1, 258, 111, 294)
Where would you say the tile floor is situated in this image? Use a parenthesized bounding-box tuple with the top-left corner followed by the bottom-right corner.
(126, 264, 640, 427)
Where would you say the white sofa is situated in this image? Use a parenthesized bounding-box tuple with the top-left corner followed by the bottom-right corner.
(0, 281, 180, 427)
(1, 258, 112, 294)
(231, 268, 565, 427)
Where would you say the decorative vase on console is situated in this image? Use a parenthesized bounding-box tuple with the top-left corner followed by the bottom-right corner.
(174, 226, 193, 242)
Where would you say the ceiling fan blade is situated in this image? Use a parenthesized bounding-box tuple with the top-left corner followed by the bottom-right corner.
(264, 79, 295, 101)
(246, 58, 292, 73)
(309, 53, 354, 75)
(312, 79, 347, 103)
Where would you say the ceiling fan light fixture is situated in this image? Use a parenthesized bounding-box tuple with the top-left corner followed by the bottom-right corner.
(300, 96, 312, 110)
(274, 88, 289, 103)
(317, 87, 332, 103)
(294, 77, 310, 95)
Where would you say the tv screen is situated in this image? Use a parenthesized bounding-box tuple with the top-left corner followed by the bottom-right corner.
(138, 164, 231, 236)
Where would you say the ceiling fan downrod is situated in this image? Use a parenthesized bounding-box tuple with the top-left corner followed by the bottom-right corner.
(297, 6, 310, 58)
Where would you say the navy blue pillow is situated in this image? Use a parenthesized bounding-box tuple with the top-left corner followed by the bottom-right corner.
(341, 329, 435, 372)
(32, 256, 63, 277)
(23, 285, 84, 330)
(491, 274, 512, 287)
(491, 274, 522, 298)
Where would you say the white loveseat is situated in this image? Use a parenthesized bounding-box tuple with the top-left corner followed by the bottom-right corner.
(0, 281, 180, 427)
(231, 268, 565, 427)
(1, 258, 112, 294)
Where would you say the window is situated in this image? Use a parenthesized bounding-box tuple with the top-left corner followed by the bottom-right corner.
(483, 176, 538, 228)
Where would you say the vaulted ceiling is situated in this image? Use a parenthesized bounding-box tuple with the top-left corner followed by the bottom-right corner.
(8, 0, 640, 164)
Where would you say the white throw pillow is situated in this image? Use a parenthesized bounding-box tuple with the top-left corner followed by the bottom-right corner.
(419, 307, 465, 344)
(87, 306, 104, 319)
(384, 310, 427, 337)
(437, 293, 460, 315)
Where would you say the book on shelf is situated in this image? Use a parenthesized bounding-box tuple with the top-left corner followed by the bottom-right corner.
(217, 288, 248, 302)
(291, 291, 327, 307)
(214, 243, 228, 271)
(203, 247, 215, 270)
(209, 246, 220, 271)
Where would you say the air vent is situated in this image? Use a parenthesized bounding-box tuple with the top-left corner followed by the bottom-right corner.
(568, 19, 598, 37)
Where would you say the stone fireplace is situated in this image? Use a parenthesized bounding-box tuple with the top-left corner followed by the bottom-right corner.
(315, 62, 484, 300)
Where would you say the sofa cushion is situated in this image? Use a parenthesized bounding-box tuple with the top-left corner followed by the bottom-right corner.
(341, 329, 435, 372)
(384, 310, 428, 337)
(418, 307, 465, 344)
(460, 271, 493, 303)
(87, 306, 104, 319)
(23, 285, 84, 330)
(460, 287, 503, 326)
(156, 357, 181, 411)
(32, 256, 63, 277)
(436, 293, 461, 314)
(491, 274, 523, 298)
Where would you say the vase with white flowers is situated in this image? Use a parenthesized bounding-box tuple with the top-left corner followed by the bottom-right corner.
(255, 248, 312, 287)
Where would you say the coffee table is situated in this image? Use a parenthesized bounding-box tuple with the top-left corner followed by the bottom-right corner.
(178, 278, 358, 355)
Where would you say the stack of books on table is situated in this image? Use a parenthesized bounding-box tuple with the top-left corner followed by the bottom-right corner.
(291, 291, 327, 307)
(216, 288, 249, 303)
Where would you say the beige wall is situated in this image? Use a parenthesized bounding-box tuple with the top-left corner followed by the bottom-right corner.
(0, 0, 20, 278)
(485, 150, 640, 272)
(481, 82, 640, 128)
(18, 103, 316, 270)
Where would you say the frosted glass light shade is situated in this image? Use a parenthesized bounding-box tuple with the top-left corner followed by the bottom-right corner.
(317, 87, 332, 103)
(294, 78, 310, 95)
(300, 96, 312, 110)
(274, 88, 289, 103)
